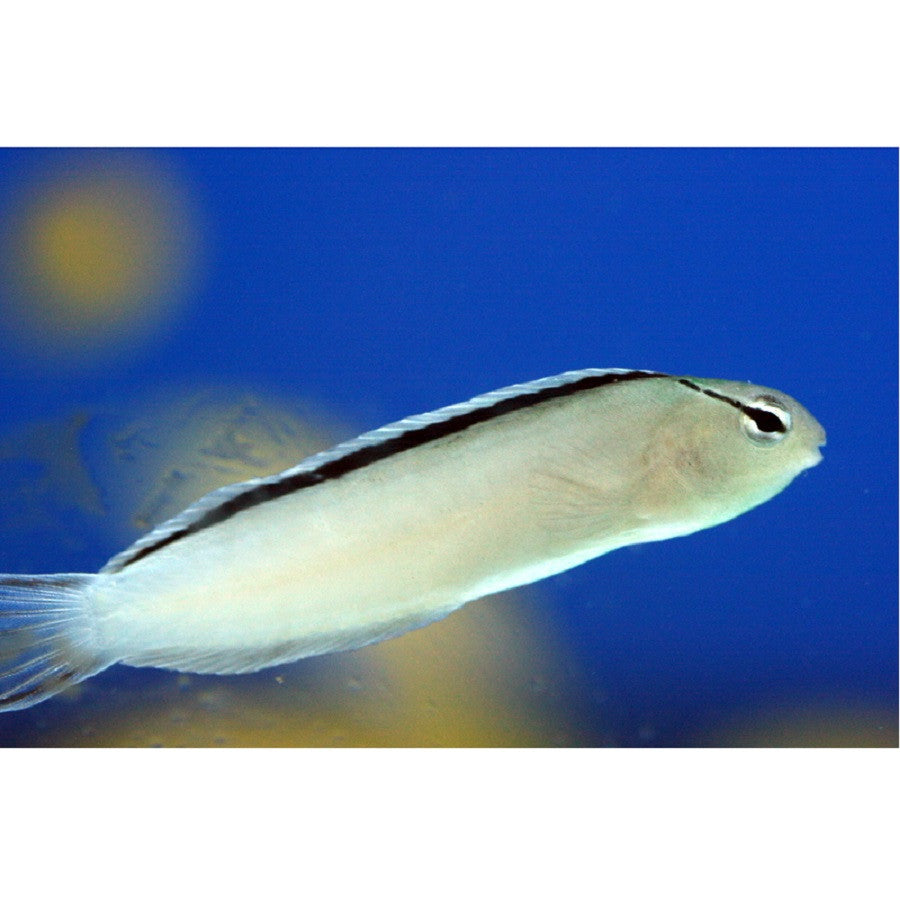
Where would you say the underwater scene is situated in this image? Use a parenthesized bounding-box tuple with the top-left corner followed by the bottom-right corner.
(0, 147, 895, 747)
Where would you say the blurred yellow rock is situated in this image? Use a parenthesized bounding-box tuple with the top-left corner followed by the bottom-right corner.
(1, 154, 199, 360)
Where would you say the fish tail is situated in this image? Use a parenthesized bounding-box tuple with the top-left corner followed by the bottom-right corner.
(0, 573, 108, 713)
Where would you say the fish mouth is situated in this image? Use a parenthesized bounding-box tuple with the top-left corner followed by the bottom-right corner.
(805, 436, 825, 469)
(807, 422, 826, 467)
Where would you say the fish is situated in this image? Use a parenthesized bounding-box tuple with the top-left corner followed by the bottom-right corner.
(0, 368, 825, 712)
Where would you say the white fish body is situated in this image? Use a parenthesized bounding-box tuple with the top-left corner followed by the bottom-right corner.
(0, 368, 825, 711)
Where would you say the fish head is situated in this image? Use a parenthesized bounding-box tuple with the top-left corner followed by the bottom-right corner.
(635, 376, 825, 535)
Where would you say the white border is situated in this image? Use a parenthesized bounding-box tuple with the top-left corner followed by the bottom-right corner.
(1, 2, 896, 145)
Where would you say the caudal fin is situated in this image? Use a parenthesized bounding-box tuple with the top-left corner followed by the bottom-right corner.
(0, 574, 107, 713)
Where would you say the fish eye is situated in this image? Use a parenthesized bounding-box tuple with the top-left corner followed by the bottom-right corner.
(741, 396, 792, 444)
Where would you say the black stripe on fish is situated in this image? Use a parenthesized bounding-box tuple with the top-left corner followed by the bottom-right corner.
(118, 369, 669, 569)
(676, 378, 786, 433)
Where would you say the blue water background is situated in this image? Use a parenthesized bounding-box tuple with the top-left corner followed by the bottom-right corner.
(0, 148, 895, 745)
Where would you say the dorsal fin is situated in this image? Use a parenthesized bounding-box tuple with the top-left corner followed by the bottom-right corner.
(101, 368, 664, 574)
